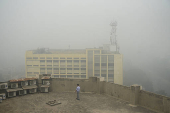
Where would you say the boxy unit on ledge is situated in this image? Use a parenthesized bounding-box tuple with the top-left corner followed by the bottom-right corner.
(0, 83, 8, 89)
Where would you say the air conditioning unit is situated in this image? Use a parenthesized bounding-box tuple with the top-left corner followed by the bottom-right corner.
(41, 87, 49, 93)
(43, 80, 50, 85)
(29, 81, 34, 86)
(0, 83, 8, 89)
(11, 83, 18, 88)
(33, 80, 36, 85)
(0, 93, 6, 100)
(29, 88, 37, 93)
(19, 89, 27, 95)
(0, 97, 2, 103)
(21, 81, 28, 86)
(8, 92, 16, 97)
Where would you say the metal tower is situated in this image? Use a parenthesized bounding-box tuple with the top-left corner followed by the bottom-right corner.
(110, 21, 118, 51)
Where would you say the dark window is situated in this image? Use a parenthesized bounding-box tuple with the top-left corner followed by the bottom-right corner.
(101, 74, 106, 77)
(81, 75, 86, 78)
(26, 57, 32, 59)
(33, 57, 38, 59)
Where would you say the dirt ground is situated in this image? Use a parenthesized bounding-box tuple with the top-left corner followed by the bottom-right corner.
(0, 92, 156, 113)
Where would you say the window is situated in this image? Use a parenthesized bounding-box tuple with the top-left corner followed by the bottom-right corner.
(40, 72, 45, 74)
(53, 57, 58, 59)
(81, 58, 86, 59)
(60, 57, 65, 59)
(108, 63, 114, 67)
(27, 72, 32, 74)
(60, 68, 65, 70)
(74, 68, 79, 70)
(81, 68, 86, 70)
(74, 58, 79, 59)
(47, 57, 52, 59)
(33, 57, 38, 59)
(26, 57, 32, 59)
(33, 65, 39, 67)
(40, 68, 45, 70)
(81, 75, 86, 78)
(40, 57, 45, 59)
(108, 74, 113, 77)
(67, 57, 72, 59)
(53, 75, 59, 77)
(47, 65, 52, 67)
(67, 75, 72, 78)
(94, 50, 100, 54)
(34, 72, 39, 74)
(60, 75, 66, 78)
(47, 68, 52, 70)
(53, 60, 59, 63)
(67, 68, 72, 70)
(53, 68, 59, 70)
(74, 75, 79, 78)
(40, 60, 45, 62)
(101, 74, 106, 77)
(95, 74, 100, 77)
(95, 63, 100, 66)
(101, 63, 107, 66)
(40, 65, 45, 67)
(47, 60, 52, 63)
(74, 60, 79, 62)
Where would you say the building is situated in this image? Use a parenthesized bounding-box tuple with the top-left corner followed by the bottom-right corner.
(25, 46, 123, 85)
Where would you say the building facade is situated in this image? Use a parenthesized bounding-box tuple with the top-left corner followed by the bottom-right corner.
(25, 47, 123, 85)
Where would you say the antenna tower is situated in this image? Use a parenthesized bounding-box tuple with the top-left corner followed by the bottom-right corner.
(110, 21, 118, 51)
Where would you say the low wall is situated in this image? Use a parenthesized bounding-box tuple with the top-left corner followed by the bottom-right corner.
(139, 90, 170, 113)
(50, 77, 170, 113)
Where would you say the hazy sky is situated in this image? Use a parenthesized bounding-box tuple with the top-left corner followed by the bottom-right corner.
(0, 0, 170, 68)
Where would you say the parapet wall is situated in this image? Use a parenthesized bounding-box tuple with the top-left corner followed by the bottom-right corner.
(51, 77, 170, 113)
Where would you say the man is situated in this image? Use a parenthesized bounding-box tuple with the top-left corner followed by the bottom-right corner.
(75, 84, 80, 100)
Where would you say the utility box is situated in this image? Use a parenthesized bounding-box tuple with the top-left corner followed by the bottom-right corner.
(21, 81, 28, 87)
(0, 83, 8, 89)
(33, 80, 36, 85)
(29, 88, 37, 94)
(19, 89, 27, 95)
(29, 80, 34, 86)
(22, 85, 37, 94)
(41, 85, 49, 93)
(0, 93, 6, 100)
(6, 89, 17, 98)
(0, 97, 2, 103)
(11, 83, 18, 89)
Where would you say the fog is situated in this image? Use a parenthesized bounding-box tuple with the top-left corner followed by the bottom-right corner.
(0, 0, 170, 96)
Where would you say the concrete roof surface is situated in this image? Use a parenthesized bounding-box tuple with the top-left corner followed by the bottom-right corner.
(0, 92, 156, 113)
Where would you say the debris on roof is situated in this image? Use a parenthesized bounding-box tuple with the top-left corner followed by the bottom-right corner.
(22, 85, 37, 90)
(41, 85, 50, 88)
(41, 76, 51, 80)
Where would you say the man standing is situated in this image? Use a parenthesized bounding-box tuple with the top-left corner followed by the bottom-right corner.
(75, 84, 80, 100)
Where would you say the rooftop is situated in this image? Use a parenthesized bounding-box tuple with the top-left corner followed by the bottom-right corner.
(0, 92, 156, 113)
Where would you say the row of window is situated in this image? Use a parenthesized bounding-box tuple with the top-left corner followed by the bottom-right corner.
(95, 74, 114, 77)
(40, 60, 86, 62)
(40, 68, 86, 70)
(94, 63, 114, 66)
(27, 72, 86, 74)
(27, 65, 86, 67)
(27, 57, 86, 60)
(53, 75, 86, 78)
